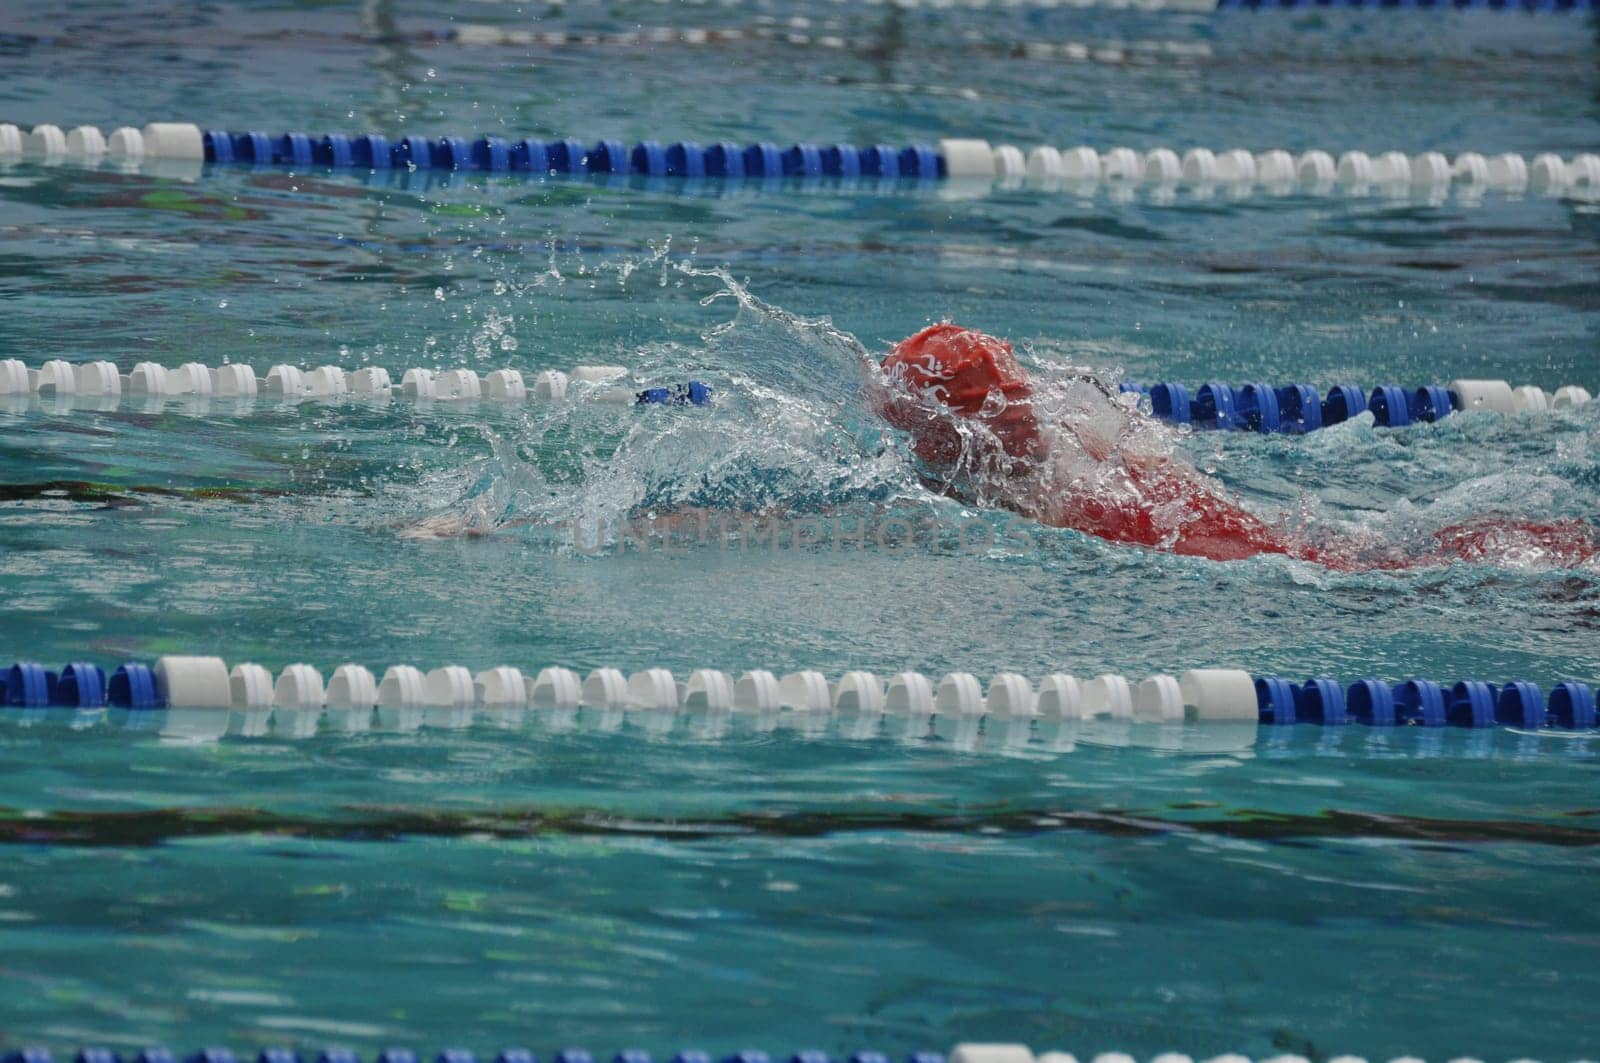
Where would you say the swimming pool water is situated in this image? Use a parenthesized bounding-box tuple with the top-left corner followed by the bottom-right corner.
(2, 1, 1599, 1059)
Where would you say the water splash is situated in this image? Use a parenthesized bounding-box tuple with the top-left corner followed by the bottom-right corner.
(400, 262, 918, 545)
(397, 261, 1597, 573)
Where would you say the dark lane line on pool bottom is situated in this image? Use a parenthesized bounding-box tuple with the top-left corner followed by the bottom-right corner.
(0, 802, 1596, 848)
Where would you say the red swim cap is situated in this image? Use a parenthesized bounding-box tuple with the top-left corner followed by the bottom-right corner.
(879, 323, 1041, 465)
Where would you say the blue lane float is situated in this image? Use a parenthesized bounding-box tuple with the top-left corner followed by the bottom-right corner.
(636, 382, 712, 406)
(1125, 377, 1593, 432)
(189, 129, 954, 181)
(188, 127, 957, 182)
(1253, 676, 1597, 729)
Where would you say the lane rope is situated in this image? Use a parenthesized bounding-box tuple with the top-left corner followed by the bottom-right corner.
(446, 22, 1214, 65)
(5, 124, 1599, 201)
(3, 656, 1594, 731)
(0, 1034, 1587, 1063)
(0, 360, 709, 409)
(2, 359, 1591, 431)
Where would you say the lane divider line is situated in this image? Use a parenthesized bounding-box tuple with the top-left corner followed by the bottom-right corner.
(0, 360, 710, 410)
(3, 657, 1594, 731)
(5, 124, 1598, 200)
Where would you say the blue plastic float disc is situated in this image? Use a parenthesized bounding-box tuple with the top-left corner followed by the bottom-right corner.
(1321, 384, 1367, 425)
(1238, 382, 1281, 432)
(1254, 675, 1297, 724)
(588, 140, 626, 173)
(783, 143, 823, 177)
(56, 661, 106, 707)
(432, 136, 471, 169)
(1495, 680, 1545, 729)
(376, 1052, 417, 1063)
(860, 144, 900, 178)
(547, 138, 585, 172)
(1368, 384, 1411, 427)
(743, 142, 782, 177)
(3, 662, 54, 707)
(704, 142, 744, 178)
(202, 130, 232, 163)
(1346, 678, 1397, 725)
(898, 143, 938, 177)
(76, 1051, 119, 1063)
(258, 1050, 300, 1063)
(273, 133, 313, 167)
(495, 1051, 535, 1063)
(353, 135, 391, 168)
(553, 1051, 592, 1063)
(108, 662, 161, 709)
(187, 1051, 236, 1063)
(4, 1051, 52, 1063)
(666, 142, 705, 178)
(435, 1051, 474, 1063)
(631, 140, 667, 176)
(511, 138, 549, 172)
(317, 134, 354, 167)
(1548, 681, 1596, 729)
(1396, 679, 1446, 726)
(611, 1053, 651, 1063)
(1150, 382, 1191, 423)
(134, 1051, 175, 1063)
(1275, 384, 1322, 432)
(896, 143, 936, 177)
(1447, 680, 1497, 727)
(1296, 676, 1349, 724)
(822, 144, 861, 177)
(1411, 384, 1453, 422)
(1194, 382, 1239, 429)
(472, 137, 510, 171)
(395, 135, 432, 169)
(231, 131, 272, 163)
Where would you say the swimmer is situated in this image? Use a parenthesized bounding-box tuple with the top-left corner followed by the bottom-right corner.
(874, 322, 1595, 569)
(400, 320, 1592, 568)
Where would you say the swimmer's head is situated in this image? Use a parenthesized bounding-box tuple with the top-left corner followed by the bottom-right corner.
(878, 323, 1042, 467)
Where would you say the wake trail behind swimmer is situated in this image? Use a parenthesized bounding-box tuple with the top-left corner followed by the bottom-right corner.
(872, 323, 1596, 570)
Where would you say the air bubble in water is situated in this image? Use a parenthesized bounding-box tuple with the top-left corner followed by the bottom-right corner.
(500, 336, 518, 351)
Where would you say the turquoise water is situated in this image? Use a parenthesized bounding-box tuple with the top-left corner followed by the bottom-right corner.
(3, 1, 1600, 1060)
